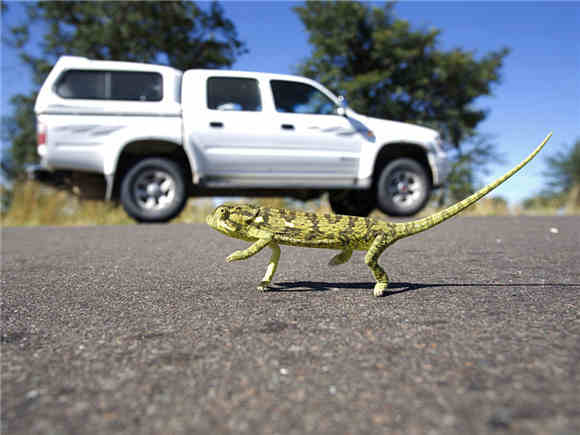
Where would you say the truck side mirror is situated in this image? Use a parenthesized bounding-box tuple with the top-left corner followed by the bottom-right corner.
(337, 95, 348, 117)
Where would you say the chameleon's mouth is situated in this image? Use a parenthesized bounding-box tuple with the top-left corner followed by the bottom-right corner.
(206, 212, 236, 235)
(218, 221, 236, 234)
(206, 213, 225, 232)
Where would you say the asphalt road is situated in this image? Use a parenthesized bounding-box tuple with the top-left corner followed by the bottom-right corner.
(2, 216, 579, 435)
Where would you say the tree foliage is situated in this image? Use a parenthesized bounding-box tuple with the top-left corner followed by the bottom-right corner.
(294, 1, 509, 149)
(3, 1, 247, 176)
(522, 139, 580, 211)
(543, 139, 580, 193)
(542, 139, 580, 208)
(443, 134, 505, 203)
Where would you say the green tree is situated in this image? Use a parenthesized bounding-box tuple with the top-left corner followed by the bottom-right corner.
(294, 1, 509, 200)
(3, 0, 247, 177)
(294, 1, 508, 147)
(443, 134, 505, 203)
(543, 139, 580, 208)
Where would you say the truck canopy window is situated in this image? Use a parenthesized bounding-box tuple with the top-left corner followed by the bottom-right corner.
(207, 77, 261, 112)
(56, 70, 163, 101)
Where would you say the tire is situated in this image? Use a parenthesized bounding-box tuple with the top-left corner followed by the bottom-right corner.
(329, 190, 376, 216)
(376, 158, 431, 217)
(120, 157, 187, 223)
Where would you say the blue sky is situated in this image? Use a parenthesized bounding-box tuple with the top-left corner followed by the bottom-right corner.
(2, 1, 579, 204)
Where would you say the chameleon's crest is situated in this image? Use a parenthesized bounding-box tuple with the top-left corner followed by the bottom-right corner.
(207, 133, 552, 297)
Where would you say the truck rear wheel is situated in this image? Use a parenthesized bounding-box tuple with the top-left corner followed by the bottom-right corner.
(376, 158, 430, 216)
(120, 157, 187, 223)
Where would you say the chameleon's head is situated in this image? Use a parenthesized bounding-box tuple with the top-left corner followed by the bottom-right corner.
(206, 203, 260, 238)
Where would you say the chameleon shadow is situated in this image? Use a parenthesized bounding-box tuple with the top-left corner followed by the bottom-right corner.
(268, 281, 579, 296)
(269, 281, 439, 294)
(269, 281, 449, 295)
(268, 281, 374, 293)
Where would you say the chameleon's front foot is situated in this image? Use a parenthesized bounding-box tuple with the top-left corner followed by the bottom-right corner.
(257, 281, 272, 292)
(257, 242, 280, 292)
(373, 282, 389, 297)
(226, 251, 245, 262)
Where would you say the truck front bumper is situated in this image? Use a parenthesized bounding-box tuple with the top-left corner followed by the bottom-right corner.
(428, 150, 451, 188)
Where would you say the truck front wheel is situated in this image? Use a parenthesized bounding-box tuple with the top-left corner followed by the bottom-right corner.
(120, 157, 187, 223)
(376, 158, 431, 217)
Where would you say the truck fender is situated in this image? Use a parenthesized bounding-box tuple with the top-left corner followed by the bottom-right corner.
(368, 141, 433, 185)
(104, 135, 189, 201)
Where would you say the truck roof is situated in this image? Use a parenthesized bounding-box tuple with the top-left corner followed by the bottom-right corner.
(54, 56, 182, 75)
(54, 56, 321, 88)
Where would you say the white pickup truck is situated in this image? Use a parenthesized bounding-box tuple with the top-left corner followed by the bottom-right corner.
(34, 56, 450, 222)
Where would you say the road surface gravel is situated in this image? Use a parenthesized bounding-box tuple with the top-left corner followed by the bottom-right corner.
(2, 216, 579, 434)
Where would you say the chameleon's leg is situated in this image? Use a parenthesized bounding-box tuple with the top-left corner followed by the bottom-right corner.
(257, 242, 281, 291)
(226, 236, 272, 263)
(328, 248, 353, 266)
(365, 234, 390, 297)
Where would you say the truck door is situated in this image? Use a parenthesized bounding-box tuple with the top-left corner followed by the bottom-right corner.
(184, 75, 279, 184)
(267, 79, 366, 185)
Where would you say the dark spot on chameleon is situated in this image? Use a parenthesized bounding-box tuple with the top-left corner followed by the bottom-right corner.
(365, 218, 374, 233)
(279, 208, 296, 222)
(305, 230, 322, 241)
(309, 213, 323, 234)
(347, 216, 357, 229)
(328, 214, 344, 225)
(259, 208, 272, 224)
(326, 215, 337, 226)
(278, 227, 302, 237)
(363, 228, 381, 243)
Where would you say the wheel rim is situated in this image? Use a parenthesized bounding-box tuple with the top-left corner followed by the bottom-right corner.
(133, 169, 176, 211)
(387, 169, 425, 209)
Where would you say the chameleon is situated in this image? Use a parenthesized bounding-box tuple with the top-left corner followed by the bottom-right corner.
(207, 133, 552, 297)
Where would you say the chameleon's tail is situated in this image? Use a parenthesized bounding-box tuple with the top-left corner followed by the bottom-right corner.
(394, 132, 553, 238)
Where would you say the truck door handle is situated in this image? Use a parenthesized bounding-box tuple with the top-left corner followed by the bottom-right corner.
(281, 124, 294, 130)
(210, 121, 224, 128)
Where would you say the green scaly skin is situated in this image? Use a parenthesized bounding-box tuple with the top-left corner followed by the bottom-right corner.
(207, 133, 552, 296)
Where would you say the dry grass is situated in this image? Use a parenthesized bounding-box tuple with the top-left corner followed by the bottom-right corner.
(1, 182, 577, 228)
(1, 181, 214, 227)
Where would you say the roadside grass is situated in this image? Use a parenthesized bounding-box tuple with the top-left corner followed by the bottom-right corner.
(1, 181, 213, 227)
(1, 181, 577, 227)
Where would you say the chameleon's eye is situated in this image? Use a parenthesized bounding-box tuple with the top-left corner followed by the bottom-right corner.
(220, 208, 229, 219)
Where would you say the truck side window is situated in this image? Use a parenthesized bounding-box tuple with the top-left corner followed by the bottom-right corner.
(271, 80, 337, 115)
(110, 72, 162, 101)
(56, 70, 162, 101)
(207, 77, 261, 112)
(56, 70, 107, 100)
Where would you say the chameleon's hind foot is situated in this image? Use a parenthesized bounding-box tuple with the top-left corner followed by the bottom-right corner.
(373, 282, 389, 297)
(328, 248, 353, 266)
(257, 281, 272, 292)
